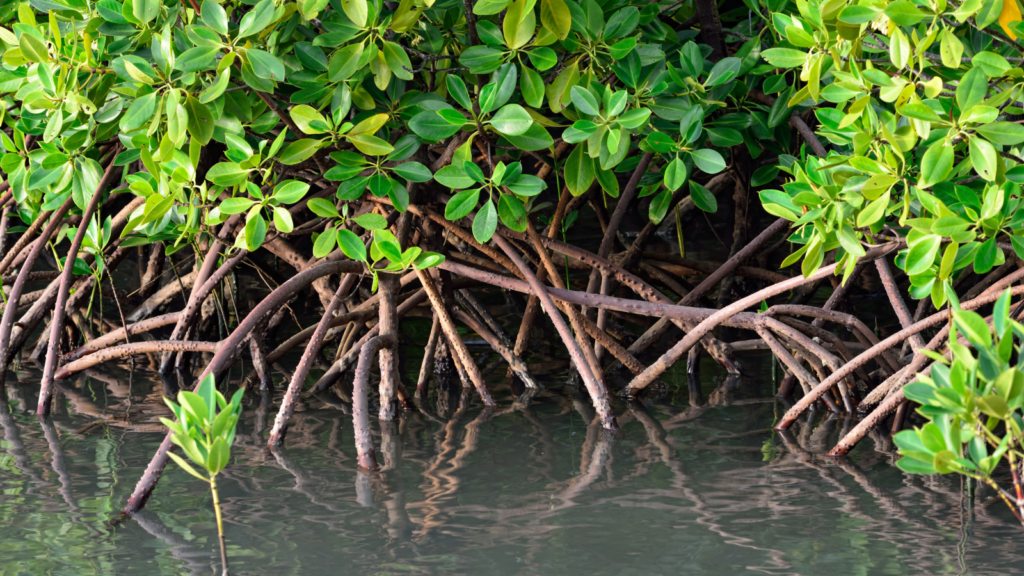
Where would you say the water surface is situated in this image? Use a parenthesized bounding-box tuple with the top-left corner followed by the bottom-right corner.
(0, 349, 1020, 576)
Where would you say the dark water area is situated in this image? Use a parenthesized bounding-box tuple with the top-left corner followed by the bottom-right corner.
(1, 344, 1023, 576)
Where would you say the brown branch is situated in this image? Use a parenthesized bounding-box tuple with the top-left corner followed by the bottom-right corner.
(38, 152, 122, 415)
(268, 277, 353, 446)
(492, 234, 618, 430)
(415, 269, 496, 407)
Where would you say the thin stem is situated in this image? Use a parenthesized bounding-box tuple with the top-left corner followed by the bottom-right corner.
(209, 474, 230, 576)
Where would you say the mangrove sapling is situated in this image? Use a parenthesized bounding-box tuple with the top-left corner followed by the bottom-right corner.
(160, 374, 244, 576)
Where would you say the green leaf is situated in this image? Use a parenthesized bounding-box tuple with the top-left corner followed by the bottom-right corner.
(690, 149, 726, 174)
(133, 0, 159, 23)
(340, 0, 368, 25)
(279, 139, 320, 165)
(838, 4, 881, 23)
(497, 193, 527, 231)
(72, 158, 103, 211)
(352, 213, 387, 230)
(858, 192, 889, 227)
(473, 199, 498, 242)
(689, 180, 718, 213)
(969, 137, 998, 181)
(896, 456, 938, 475)
(201, 0, 228, 34)
(475, 0, 511, 14)
(200, 68, 232, 104)
(373, 230, 403, 262)
(19, 33, 48, 63)
(459, 45, 505, 73)
(490, 104, 533, 136)
(571, 86, 600, 115)
(244, 211, 268, 251)
(954, 309, 992, 348)
(435, 165, 475, 189)
(617, 108, 651, 129)
(565, 144, 595, 196)
(461, 161, 484, 184)
(919, 140, 954, 188)
(540, 0, 572, 40)
(247, 49, 285, 81)
(273, 206, 294, 233)
(307, 197, 340, 218)
(167, 451, 209, 481)
(391, 161, 433, 182)
(898, 102, 943, 123)
(238, 0, 276, 38)
(956, 67, 987, 112)
(445, 188, 481, 220)
(649, 188, 671, 224)
(939, 28, 963, 69)
(906, 234, 942, 275)
(527, 47, 557, 70)
(838, 223, 865, 257)
(121, 92, 157, 131)
(706, 127, 743, 147)
(207, 437, 230, 474)
(207, 162, 251, 186)
(219, 197, 257, 215)
(751, 165, 779, 187)
(414, 252, 446, 269)
(978, 394, 1010, 419)
(885, 0, 927, 25)
(705, 57, 741, 86)
(761, 48, 807, 68)
(506, 174, 546, 196)
(482, 63, 517, 113)
(975, 237, 1000, 274)
(974, 51, 1011, 76)
(382, 41, 413, 81)
(337, 228, 367, 261)
(273, 180, 310, 204)
(176, 47, 219, 73)
(446, 75, 473, 111)
(975, 122, 1024, 145)
(663, 157, 687, 191)
(409, 110, 464, 140)
(349, 134, 394, 156)
(314, 225, 337, 257)
(521, 67, 545, 108)
(290, 105, 328, 135)
(502, 122, 554, 151)
(184, 96, 214, 145)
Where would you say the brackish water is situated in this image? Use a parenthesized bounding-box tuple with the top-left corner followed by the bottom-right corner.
(1, 345, 1022, 576)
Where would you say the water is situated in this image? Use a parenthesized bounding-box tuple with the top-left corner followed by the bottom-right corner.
(1, 347, 1022, 576)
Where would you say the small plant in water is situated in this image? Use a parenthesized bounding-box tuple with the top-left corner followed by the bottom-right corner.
(896, 289, 1024, 526)
(160, 375, 243, 575)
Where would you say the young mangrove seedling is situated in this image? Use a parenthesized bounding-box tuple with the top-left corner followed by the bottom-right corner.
(160, 374, 243, 575)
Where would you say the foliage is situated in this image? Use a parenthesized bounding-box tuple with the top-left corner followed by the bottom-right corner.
(161, 373, 242, 480)
(160, 374, 242, 573)
(896, 289, 1024, 523)
(0, 0, 744, 276)
(7, 0, 1024, 325)
(758, 0, 1024, 306)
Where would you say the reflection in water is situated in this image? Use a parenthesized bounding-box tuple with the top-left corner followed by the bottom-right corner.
(0, 354, 1022, 576)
